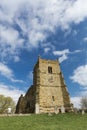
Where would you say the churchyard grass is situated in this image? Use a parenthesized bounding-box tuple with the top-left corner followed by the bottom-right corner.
(0, 113, 87, 130)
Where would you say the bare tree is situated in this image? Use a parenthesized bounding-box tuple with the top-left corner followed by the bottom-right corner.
(80, 96, 87, 110)
(0, 95, 15, 114)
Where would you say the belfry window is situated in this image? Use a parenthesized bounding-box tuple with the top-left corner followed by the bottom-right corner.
(48, 66, 52, 74)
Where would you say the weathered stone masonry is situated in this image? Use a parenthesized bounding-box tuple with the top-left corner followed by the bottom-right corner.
(15, 57, 73, 114)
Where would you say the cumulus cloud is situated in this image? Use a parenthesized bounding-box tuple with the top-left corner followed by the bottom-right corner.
(70, 86, 87, 108)
(71, 96, 81, 108)
(0, 62, 23, 83)
(63, 0, 87, 25)
(80, 88, 87, 96)
(71, 87, 87, 108)
(0, 0, 87, 61)
(70, 65, 87, 87)
(0, 25, 24, 60)
(0, 83, 25, 103)
(53, 49, 81, 63)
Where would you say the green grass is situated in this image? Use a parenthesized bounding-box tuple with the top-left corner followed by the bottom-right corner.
(0, 113, 87, 130)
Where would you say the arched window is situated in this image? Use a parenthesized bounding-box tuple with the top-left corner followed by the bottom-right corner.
(48, 66, 52, 74)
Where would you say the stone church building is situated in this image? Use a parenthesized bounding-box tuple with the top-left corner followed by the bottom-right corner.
(15, 57, 73, 114)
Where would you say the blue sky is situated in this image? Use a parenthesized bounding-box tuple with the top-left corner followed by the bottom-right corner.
(0, 0, 87, 108)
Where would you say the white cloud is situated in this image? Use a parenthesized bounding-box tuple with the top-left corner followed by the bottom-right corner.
(53, 49, 81, 63)
(29, 31, 45, 48)
(71, 97, 81, 108)
(0, 62, 13, 78)
(59, 54, 68, 63)
(70, 65, 87, 87)
(0, 62, 24, 83)
(0, 0, 87, 61)
(73, 50, 81, 53)
(71, 87, 87, 108)
(63, 0, 87, 26)
(44, 47, 50, 53)
(83, 37, 87, 42)
(0, 83, 25, 103)
(10, 78, 24, 83)
(42, 42, 55, 54)
(53, 49, 70, 56)
(53, 49, 69, 63)
(0, 25, 24, 59)
(0, 26, 19, 45)
(81, 89, 87, 96)
(14, 56, 20, 62)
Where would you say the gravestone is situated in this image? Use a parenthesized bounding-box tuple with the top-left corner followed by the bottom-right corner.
(7, 107, 12, 114)
(82, 110, 85, 115)
(54, 106, 59, 114)
(61, 106, 65, 113)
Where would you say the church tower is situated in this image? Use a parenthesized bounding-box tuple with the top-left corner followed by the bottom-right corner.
(16, 57, 72, 114)
(34, 57, 72, 113)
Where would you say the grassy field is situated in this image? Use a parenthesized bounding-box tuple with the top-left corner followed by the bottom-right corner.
(0, 113, 87, 130)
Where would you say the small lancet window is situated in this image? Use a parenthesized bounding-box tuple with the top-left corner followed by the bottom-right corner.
(48, 66, 52, 74)
(52, 96, 55, 101)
